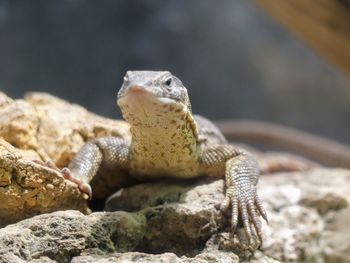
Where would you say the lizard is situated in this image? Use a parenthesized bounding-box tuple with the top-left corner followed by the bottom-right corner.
(56, 70, 313, 245)
(36, 69, 350, 250)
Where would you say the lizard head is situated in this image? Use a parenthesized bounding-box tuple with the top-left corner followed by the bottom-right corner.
(117, 70, 192, 126)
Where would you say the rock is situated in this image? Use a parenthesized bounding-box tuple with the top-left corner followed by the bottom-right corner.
(0, 139, 89, 226)
(105, 168, 350, 262)
(1, 168, 349, 262)
(0, 92, 39, 150)
(71, 253, 184, 263)
(72, 251, 280, 263)
(257, 168, 350, 263)
(0, 210, 146, 263)
(323, 207, 350, 263)
(105, 181, 192, 212)
(71, 251, 240, 263)
(107, 180, 228, 255)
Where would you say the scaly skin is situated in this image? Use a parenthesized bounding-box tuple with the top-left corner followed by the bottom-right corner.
(64, 71, 268, 244)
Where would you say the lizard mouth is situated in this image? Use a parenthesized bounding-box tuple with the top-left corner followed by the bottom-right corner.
(117, 85, 183, 121)
(118, 85, 177, 108)
(125, 85, 149, 94)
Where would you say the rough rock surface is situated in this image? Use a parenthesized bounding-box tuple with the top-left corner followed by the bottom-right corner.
(0, 168, 349, 262)
(0, 138, 89, 226)
(0, 92, 349, 262)
(0, 92, 130, 165)
(0, 92, 131, 226)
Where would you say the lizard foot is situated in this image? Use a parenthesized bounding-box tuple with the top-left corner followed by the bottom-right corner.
(221, 185, 268, 246)
(32, 160, 92, 200)
(61, 168, 92, 200)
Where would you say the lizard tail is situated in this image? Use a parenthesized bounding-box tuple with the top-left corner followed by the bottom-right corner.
(216, 120, 350, 169)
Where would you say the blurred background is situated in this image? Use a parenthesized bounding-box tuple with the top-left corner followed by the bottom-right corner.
(0, 0, 349, 143)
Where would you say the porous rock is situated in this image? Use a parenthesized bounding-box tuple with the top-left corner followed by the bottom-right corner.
(0, 139, 88, 226)
(0, 168, 349, 262)
(0, 210, 146, 263)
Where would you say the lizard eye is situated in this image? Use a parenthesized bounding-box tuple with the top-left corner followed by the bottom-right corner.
(164, 77, 172, 87)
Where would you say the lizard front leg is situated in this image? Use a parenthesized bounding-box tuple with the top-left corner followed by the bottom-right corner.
(199, 144, 267, 244)
(64, 136, 130, 198)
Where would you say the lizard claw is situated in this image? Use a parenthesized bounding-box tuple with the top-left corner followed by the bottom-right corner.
(61, 168, 92, 200)
(221, 185, 267, 246)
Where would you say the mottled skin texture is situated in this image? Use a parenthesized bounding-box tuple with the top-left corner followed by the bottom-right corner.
(64, 71, 267, 244)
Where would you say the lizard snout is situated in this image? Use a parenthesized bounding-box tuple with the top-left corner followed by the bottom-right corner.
(129, 85, 146, 94)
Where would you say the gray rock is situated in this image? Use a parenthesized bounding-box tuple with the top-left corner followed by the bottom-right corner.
(71, 252, 183, 263)
(72, 251, 240, 263)
(0, 210, 146, 263)
(0, 168, 349, 262)
(323, 207, 350, 263)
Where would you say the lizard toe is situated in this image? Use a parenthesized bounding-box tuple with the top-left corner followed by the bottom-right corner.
(239, 200, 254, 244)
(32, 159, 60, 172)
(224, 184, 266, 246)
(255, 194, 268, 224)
(61, 167, 92, 199)
(79, 183, 92, 200)
(230, 196, 239, 232)
(248, 199, 263, 244)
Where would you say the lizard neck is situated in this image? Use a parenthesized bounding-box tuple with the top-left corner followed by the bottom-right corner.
(127, 103, 200, 178)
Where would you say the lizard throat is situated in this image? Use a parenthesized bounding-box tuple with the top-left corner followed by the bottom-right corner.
(118, 91, 200, 178)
